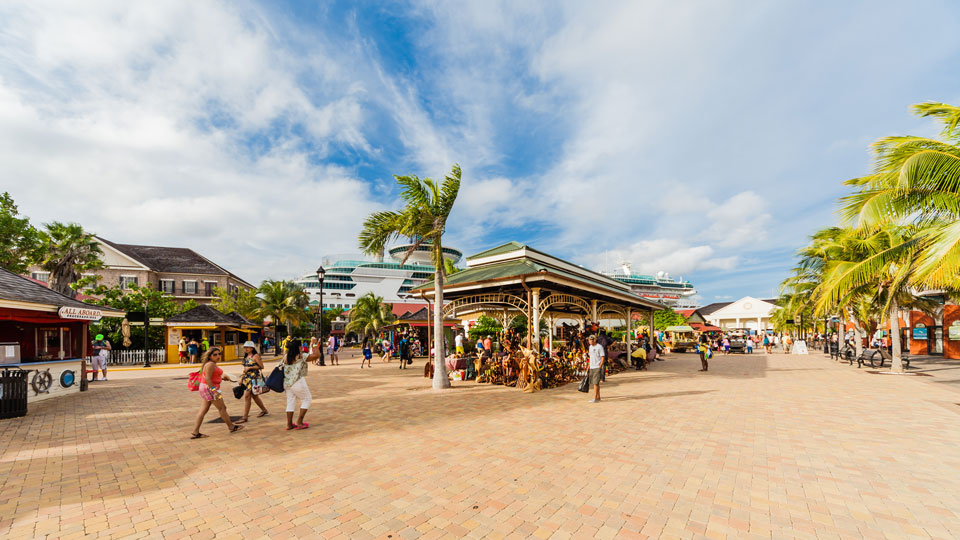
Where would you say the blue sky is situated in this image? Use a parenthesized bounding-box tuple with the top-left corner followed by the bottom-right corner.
(1, 1, 959, 303)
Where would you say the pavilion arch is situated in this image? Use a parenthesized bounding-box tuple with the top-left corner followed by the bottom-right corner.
(538, 293, 591, 316)
(597, 303, 628, 320)
(441, 292, 529, 318)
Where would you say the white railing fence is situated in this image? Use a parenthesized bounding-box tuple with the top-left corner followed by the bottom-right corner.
(104, 349, 166, 365)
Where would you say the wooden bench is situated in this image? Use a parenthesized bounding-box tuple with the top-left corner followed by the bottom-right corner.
(876, 348, 911, 369)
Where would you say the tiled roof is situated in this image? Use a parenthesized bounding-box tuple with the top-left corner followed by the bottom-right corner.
(99, 237, 253, 287)
(165, 304, 258, 325)
(696, 302, 733, 316)
(0, 267, 124, 314)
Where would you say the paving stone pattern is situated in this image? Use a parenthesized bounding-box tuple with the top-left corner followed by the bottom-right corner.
(2, 351, 960, 539)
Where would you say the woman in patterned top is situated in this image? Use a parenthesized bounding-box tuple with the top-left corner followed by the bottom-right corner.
(283, 341, 312, 430)
(236, 341, 268, 423)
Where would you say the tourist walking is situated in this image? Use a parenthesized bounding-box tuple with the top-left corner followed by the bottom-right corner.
(91, 333, 111, 381)
(236, 341, 268, 423)
(698, 333, 709, 372)
(283, 343, 312, 430)
(455, 331, 465, 356)
(360, 337, 373, 368)
(190, 347, 243, 438)
(201, 336, 210, 354)
(188, 337, 200, 363)
(380, 337, 392, 362)
(746, 336, 754, 354)
(327, 334, 339, 365)
(398, 334, 410, 369)
(722, 337, 730, 355)
(178, 336, 187, 363)
(587, 335, 604, 403)
(762, 333, 770, 353)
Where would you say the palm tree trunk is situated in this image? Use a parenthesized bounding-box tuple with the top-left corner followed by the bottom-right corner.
(889, 299, 903, 373)
(432, 268, 450, 389)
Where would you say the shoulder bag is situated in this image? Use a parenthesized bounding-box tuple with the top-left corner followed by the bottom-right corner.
(265, 363, 286, 393)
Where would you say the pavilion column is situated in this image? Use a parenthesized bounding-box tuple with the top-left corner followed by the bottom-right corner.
(625, 308, 632, 362)
(532, 288, 541, 352)
(591, 300, 598, 324)
(648, 310, 655, 341)
(548, 314, 555, 357)
(736, 318, 741, 328)
(757, 317, 762, 330)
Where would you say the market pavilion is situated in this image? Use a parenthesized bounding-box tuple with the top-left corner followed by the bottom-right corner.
(413, 242, 665, 358)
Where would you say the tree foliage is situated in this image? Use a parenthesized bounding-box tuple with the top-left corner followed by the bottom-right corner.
(636, 308, 686, 330)
(346, 293, 395, 341)
(0, 192, 44, 274)
(211, 286, 261, 320)
(468, 315, 503, 341)
(256, 280, 309, 338)
(39, 222, 103, 297)
(88, 283, 190, 349)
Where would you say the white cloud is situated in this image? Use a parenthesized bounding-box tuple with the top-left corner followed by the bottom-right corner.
(0, 1, 421, 282)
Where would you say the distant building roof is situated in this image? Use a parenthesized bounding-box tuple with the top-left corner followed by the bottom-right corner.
(98, 237, 253, 287)
(697, 302, 733, 316)
(0, 267, 124, 316)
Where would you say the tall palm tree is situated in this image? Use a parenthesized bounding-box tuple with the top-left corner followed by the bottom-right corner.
(40, 222, 103, 298)
(841, 102, 960, 288)
(256, 280, 309, 339)
(359, 164, 461, 389)
(346, 292, 395, 343)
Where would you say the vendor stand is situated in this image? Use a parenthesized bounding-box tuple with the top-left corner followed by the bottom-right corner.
(663, 325, 697, 352)
(0, 268, 125, 404)
(164, 304, 261, 363)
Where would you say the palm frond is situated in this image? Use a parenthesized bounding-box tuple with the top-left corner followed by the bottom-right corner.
(912, 101, 960, 141)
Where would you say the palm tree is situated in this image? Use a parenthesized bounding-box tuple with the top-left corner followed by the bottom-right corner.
(812, 225, 928, 372)
(256, 280, 309, 340)
(346, 293, 396, 343)
(358, 164, 462, 389)
(40, 222, 103, 298)
(841, 102, 960, 289)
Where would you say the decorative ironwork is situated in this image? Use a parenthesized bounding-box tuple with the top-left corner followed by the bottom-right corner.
(597, 303, 628, 319)
(442, 293, 529, 317)
(538, 293, 590, 315)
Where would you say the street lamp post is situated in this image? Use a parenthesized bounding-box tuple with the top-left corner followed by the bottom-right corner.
(143, 297, 151, 368)
(316, 266, 326, 365)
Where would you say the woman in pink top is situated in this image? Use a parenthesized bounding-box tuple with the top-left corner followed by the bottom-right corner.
(190, 347, 243, 439)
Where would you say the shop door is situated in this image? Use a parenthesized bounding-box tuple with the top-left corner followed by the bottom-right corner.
(928, 326, 943, 355)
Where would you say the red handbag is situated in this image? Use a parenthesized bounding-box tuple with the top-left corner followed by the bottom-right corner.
(187, 370, 203, 391)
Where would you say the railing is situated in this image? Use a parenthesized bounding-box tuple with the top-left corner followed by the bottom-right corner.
(105, 349, 166, 365)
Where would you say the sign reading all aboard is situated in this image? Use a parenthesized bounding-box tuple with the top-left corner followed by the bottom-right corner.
(58, 306, 103, 321)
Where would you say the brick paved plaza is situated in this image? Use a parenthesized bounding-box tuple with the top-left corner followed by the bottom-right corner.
(2, 351, 960, 540)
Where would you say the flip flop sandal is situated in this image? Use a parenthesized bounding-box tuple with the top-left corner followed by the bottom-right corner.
(230, 425, 244, 433)
(234, 418, 248, 424)
(190, 433, 209, 439)
(257, 411, 269, 417)
(294, 423, 310, 430)
(286, 425, 297, 431)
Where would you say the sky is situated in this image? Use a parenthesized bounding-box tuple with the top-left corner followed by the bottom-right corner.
(1, 1, 959, 304)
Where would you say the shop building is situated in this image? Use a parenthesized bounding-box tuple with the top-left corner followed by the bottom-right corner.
(0, 268, 124, 402)
(699, 296, 779, 332)
(163, 304, 261, 363)
(27, 237, 254, 305)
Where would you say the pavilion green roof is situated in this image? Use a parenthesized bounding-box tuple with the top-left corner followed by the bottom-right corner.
(465, 241, 528, 261)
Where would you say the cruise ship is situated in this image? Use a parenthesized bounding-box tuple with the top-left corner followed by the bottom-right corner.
(295, 244, 463, 311)
(298, 248, 696, 312)
(602, 263, 698, 309)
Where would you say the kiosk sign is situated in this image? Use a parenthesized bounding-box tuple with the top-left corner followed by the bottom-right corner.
(912, 324, 927, 340)
(58, 306, 103, 321)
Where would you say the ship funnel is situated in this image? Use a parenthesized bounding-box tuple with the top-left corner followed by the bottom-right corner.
(621, 261, 632, 275)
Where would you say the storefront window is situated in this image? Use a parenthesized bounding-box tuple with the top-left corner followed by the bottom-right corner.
(226, 332, 238, 345)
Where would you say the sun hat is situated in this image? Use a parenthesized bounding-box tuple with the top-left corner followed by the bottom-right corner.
(242, 340, 256, 348)
(95, 334, 104, 340)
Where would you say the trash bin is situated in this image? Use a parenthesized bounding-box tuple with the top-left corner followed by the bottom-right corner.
(0, 368, 28, 419)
